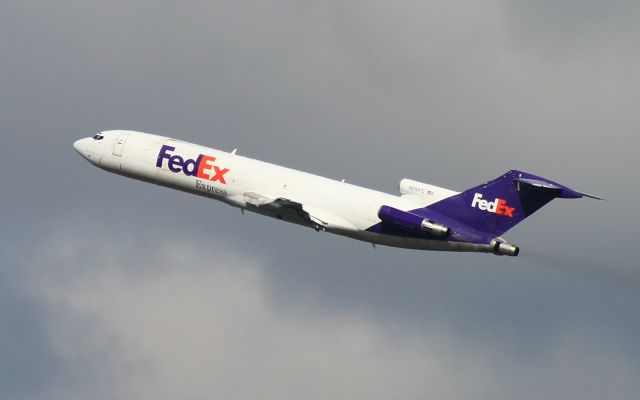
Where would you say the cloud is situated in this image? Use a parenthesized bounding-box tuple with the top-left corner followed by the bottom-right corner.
(25, 226, 483, 399)
(504, 0, 640, 51)
(19, 224, 640, 400)
(0, 267, 62, 400)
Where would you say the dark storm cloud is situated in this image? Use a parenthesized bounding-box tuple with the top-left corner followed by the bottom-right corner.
(1, 1, 640, 399)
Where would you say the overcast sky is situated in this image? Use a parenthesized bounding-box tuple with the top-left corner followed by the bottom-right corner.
(1, 1, 639, 399)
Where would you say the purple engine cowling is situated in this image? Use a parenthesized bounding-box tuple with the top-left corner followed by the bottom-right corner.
(378, 205, 450, 237)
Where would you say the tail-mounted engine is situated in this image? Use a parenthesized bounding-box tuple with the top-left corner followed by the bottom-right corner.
(490, 239, 520, 256)
(378, 205, 450, 237)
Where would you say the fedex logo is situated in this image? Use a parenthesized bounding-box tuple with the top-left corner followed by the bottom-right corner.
(471, 193, 515, 217)
(156, 145, 230, 184)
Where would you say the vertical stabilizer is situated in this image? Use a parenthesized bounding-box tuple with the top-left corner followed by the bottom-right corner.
(423, 170, 593, 237)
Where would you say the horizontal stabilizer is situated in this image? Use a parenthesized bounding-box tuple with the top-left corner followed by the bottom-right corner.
(516, 177, 604, 200)
(579, 192, 606, 201)
(516, 178, 563, 194)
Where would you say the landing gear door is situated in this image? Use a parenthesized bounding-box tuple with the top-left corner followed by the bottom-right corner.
(113, 133, 129, 156)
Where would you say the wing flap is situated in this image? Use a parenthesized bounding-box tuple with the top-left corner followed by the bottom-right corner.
(243, 192, 323, 230)
(241, 192, 355, 232)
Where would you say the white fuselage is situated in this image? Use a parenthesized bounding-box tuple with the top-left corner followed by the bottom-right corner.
(74, 130, 493, 253)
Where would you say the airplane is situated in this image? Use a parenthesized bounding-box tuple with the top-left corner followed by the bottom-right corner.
(73, 130, 602, 256)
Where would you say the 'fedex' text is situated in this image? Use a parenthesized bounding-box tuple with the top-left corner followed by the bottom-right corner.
(156, 145, 230, 184)
(471, 193, 515, 217)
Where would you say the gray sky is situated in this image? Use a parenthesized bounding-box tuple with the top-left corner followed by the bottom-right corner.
(1, 1, 639, 399)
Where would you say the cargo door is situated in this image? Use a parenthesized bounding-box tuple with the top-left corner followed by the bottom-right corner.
(113, 133, 129, 156)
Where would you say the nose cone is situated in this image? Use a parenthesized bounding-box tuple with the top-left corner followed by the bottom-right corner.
(73, 137, 98, 164)
(73, 138, 87, 154)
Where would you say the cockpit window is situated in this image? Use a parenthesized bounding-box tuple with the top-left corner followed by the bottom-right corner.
(92, 134, 104, 140)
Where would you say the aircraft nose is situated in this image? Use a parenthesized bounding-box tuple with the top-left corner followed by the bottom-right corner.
(73, 139, 83, 153)
(73, 137, 92, 158)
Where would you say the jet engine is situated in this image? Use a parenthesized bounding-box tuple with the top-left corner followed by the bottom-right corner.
(490, 239, 520, 256)
(378, 205, 450, 237)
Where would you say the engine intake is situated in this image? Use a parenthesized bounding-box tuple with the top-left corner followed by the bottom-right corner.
(378, 205, 450, 238)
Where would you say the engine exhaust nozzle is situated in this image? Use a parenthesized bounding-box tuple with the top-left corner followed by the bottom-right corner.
(490, 239, 520, 256)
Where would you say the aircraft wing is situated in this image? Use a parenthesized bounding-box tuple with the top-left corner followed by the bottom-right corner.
(242, 192, 355, 231)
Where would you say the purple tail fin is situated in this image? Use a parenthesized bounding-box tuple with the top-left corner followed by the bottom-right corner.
(424, 170, 591, 237)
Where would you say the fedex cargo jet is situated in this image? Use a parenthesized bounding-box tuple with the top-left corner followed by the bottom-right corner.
(73, 130, 601, 256)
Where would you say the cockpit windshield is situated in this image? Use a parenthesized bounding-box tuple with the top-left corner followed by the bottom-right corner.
(92, 134, 104, 140)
